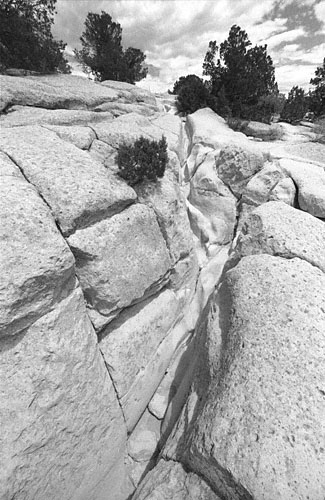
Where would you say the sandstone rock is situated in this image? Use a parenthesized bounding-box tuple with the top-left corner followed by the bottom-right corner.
(186, 108, 250, 151)
(0, 74, 120, 112)
(135, 171, 194, 265)
(43, 124, 96, 150)
(120, 313, 195, 432)
(279, 158, 325, 217)
(216, 144, 264, 197)
(99, 289, 179, 401)
(133, 460, 221, 500)
(0, 125, 136, 235)
(236, 201, 325, 272)
(242, 161, 284, 205)
(0, 106, 114, 128)
(88, 139, 118, 171)
(0, 151, 23, 177)
(269, 176, 296, 205)
(0, 288, 127, 500)
(242, 121, 284, 141)
(185, 254, 325, 500)
(68, 204, 171, 330)
(189, 154, 237, 245)
(0, 175, 75, 338)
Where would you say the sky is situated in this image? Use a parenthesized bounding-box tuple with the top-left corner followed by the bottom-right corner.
(52, 0, 325, 94)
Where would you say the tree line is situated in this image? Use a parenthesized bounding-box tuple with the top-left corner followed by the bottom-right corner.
(0, 0, 147, 83)
(173, 25, 324, 123)
(0, 1, 324, 122)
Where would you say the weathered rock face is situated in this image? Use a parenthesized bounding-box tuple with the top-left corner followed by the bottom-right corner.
(133, 460, 221, 500)
(68, 203, 172, 329)
(0, 288, 128, 500)
(1, 76, 325, 500)
(184, 254, 325, 500)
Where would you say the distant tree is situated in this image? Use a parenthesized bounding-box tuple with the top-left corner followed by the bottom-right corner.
(309, 58, 325, 117)
(0, 0, 70, 73)
(203, 25, 277, 119)
(75, 11, 147, 83)
(280, 86, 308, 123)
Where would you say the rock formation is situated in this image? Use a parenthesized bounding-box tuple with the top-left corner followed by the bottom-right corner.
(0, 74, 324, 500)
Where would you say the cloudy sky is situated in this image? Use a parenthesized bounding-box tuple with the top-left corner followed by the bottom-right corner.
(52, 0, 325, 93)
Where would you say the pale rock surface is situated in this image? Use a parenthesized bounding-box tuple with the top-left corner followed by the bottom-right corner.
(185, 254, 325, 500)
(133, 460, 221, 500)
(280, 141, 325, 164)
(0, 74, 120, 112)
(216, 144, 265, 197)
(135, 171, 194, 266)
(0, 288, 127, 500)
(279, 158, 325, 217)
(0, 105, 114, 128)
(42, 124, 96, 150)
(235, 201, 325, 272)
(242, 161, 284, 205)
(0, 174, 75, 338)
(186, 108, 249, 150)
(242, 120, 284, 141)
(269, 176, 296, 205)
(88, 139, 118, 171)
(99, 289, 179, 401)
(93, 101, 159, 116)
(184, 143, 214, 181)
(101, 80, 158, 106)
(68, 204, 171, 330)
(189, 153, 237, 245)
(0, 125, 136, 235)
(120, 312, 196, 432)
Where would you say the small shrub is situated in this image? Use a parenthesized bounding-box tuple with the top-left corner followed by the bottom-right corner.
(117, 135, 168, 185)
(313, 117, 325, 144)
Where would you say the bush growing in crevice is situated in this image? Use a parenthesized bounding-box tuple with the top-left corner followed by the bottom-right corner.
(117, 135, 168, 185)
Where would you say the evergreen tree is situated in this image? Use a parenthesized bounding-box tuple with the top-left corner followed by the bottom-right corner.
(0, 0, 70, 73)
(280, 86, 308, 123)
(75, 11, 147, 83)
(203, 25, 277, 118)
(309, 58, 325, 117)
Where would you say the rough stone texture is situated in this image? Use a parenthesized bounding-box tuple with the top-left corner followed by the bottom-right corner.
(68, 204, 171, 329)
(101, 80, 158, 106)
(242, 121, 284, 141)
(0, 174, 75, 338)
(133, 460, 221, 500)
(135, 171, 194, 265)
(0, 74, 120, 112)
(88, 139, 118, 171)
(189, 153, 237, 245)
(279, 158, 325, 217)
(0, 125, 136, 235)
(0, 288, 127, 500)
(235, 201, 325, 272)
(42, 124, 96, 150)
(186, 108, 250, 151)
(184, 143, 214, 180)
(185, 254, 325, 500)
(216, 145, 265, 197)
(242, 161, 284, 205)
(0, 105, 114, 128)
(99, 289, 179, 401)
(269, 176, 296, 205)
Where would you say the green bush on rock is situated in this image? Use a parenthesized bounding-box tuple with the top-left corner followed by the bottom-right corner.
(117, 136, 168, 185)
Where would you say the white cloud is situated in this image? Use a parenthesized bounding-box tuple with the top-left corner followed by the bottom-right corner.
(315, 0, 325, 21)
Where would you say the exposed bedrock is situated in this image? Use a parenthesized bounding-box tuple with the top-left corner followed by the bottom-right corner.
(1, 76, 325, 500)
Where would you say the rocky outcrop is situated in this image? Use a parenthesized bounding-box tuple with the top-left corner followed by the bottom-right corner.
(1, 75, 325, 500)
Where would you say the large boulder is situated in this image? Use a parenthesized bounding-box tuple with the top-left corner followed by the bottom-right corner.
(216, 144, 264, 197)
(0, 288, 128, 500)
(67, 204, 172, 330)
(235, 201, 325, 272)
(279, 158, 325, 218)
(0, 125, 136, 235)
(42, 124, 96, 150)
(242, 161, 284, 206)
(0, 74, 120, 112)
(133, 460, 221, 500)
(184, 254, 325, 500)
(0, 169, 75, 338)
(241, 121, 284, 141)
